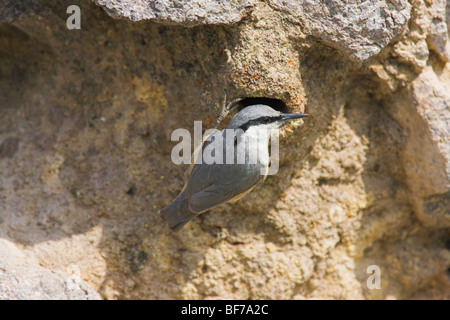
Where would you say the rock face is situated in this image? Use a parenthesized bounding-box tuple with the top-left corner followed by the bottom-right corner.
(92, 0, 412, 61)
(92, 0, 252, 25)
(0, 0, 448, 300)
(268, 0, 412, 61)
(0, 239, 100, 299)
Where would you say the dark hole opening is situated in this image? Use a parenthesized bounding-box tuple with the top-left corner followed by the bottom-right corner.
(445, 239, 450, 251)
(126, 186, 136, 196)
(237, 97, 289, 113)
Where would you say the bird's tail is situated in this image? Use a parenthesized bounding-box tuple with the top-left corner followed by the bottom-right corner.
(160, 195, 197, 232)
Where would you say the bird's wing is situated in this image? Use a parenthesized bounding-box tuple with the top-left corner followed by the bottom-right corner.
(184, 128, 264, 213)
(187, 165, 263, 213)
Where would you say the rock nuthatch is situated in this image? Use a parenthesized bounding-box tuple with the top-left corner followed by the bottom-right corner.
(161, 104, 308, 231)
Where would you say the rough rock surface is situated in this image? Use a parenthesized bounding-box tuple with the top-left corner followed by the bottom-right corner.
(268, 0, 412, 61)
(0, 0, 449, 300)
(92, 0, 253, 25)
(91, 0, 411, 61)
(0, 239, 100, 299)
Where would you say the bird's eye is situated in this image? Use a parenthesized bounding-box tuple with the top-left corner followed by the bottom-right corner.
(261, 117, 271, 124)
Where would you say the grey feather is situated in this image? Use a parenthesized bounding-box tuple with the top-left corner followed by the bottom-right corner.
(160, 192, 197, 231)
(188, 168, 262, 213)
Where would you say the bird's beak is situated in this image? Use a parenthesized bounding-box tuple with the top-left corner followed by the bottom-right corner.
(280, 113, 308, 122)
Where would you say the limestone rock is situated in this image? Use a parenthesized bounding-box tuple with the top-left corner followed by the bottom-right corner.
(92, 0, 253, 25)
(0, 239, 100, 300)
(268, 0, 411, 61)
(91, 0, 411, 61)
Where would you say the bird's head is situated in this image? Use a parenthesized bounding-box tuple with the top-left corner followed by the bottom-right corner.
(227, 104, 308, 133)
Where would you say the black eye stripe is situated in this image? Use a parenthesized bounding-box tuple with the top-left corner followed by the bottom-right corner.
(237, 116, 282, 131)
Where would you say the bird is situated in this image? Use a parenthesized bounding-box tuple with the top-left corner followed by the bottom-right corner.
(160, 104, 308, 231)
